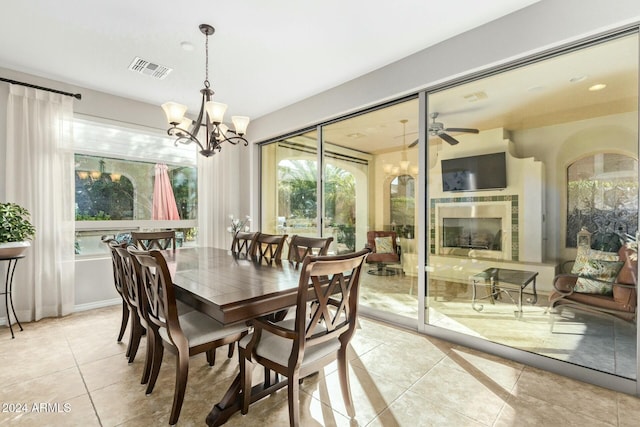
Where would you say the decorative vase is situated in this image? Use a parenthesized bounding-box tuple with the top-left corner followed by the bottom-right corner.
(0, 241, 31, 258)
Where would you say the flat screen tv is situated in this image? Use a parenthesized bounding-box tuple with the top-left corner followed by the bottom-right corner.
(441, 152, 507, 192)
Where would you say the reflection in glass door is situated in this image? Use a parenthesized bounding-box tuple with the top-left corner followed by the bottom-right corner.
(321, 99, 420, 324)
(426, 33, 639, 379)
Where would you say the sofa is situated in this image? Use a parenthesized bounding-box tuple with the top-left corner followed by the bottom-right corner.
(549, 246, 637, 321)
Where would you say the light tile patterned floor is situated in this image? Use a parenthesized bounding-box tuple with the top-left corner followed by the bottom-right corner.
(1, 305, 640, 426)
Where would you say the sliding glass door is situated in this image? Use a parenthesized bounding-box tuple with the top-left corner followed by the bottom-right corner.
(425, 32, 639, 379)
(260, 99, 420, 323)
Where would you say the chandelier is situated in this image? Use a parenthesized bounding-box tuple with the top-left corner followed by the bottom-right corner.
(383, 119, 418, 176)
(161, 24, 250, 157)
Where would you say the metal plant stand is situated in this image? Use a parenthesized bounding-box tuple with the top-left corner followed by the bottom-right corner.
(1, 254, 25, 338)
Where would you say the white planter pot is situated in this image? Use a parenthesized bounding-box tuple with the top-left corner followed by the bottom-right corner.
(0, 241, 31, 258)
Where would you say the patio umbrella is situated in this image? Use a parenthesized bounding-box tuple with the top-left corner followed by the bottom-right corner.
(152, 163, 180, 220)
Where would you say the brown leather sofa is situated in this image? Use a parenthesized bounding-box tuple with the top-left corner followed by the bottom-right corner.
(549, 246, 637, 321)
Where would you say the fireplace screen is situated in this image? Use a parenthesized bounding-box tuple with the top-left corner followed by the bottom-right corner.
(442, 217, 502, 250)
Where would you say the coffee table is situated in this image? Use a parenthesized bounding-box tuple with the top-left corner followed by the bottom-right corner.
(471, 267, 538, 318)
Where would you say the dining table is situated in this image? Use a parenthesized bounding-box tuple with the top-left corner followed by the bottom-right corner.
(162, 246, 303, 426)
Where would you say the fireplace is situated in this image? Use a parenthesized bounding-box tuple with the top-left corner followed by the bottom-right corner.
(442, 217, 502, 250)
(433, 199, 514, 260)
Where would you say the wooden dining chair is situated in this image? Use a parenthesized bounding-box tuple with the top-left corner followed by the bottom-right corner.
(251, 232, 288, 264)
(104, 238, 131, 343)
(129, 247, 249, 425)
(239, 248, 370, 426)
(231, 231, 258, 257)
(113, 246, 156, 383)
(287, 235, 334, 268)
(131, 230, 176, 250)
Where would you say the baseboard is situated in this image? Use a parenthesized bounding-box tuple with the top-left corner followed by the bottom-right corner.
(74, 298, 122, 313)
(1, 298, 122, 326)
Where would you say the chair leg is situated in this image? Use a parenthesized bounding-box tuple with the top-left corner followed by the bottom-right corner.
(288, 373, 300, 427)
(117, 300, 129, 342)
(337, 348, 355, 417)
(141, 329, 155, 384)
(126, 315, 143, 363)
(169, 349, 189, 425)
(206, 349, 216, 366)
(146, 341, 164, 395)
(227, 342, 235, 358)
(240, 349, 254, 415)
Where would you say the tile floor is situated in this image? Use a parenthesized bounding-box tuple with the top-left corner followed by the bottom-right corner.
(2, 305, 640, 426)
(359, 271, 637, 379)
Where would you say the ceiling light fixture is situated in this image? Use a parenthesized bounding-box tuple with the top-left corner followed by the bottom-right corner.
(588, 83, 607, 91)
(383, 119, 417, 176)
(161, 24, 250, 157)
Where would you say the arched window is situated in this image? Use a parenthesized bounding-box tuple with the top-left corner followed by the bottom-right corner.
(566, 152, 638, 247)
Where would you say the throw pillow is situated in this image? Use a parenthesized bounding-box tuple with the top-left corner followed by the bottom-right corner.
(374, 236, 394, 254)
(571, 249, 619, 275)
(574, 259, 624, 295)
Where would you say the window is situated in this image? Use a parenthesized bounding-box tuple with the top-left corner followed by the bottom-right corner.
(566, 152, 638, 246)
(74, 117, 198, 255)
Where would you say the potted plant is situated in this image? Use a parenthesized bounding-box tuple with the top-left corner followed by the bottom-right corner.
(0, 202, 36, 258)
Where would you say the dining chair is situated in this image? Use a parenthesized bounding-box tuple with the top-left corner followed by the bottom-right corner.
(231, 231, 258, 257)
(287, 235, 334, 268)
(113, 246, 156, 384)
(129, 247, 249, 425)
(239, 248, 370, 426)
(104, 238, 131, 343)
(131, 230, 177, 250)
(251, 232, 288, 264)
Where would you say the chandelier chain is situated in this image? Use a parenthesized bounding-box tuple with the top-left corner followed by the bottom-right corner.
(204, 31, 210, 87)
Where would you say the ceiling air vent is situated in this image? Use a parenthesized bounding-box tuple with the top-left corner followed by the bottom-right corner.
(128, 57, 172, 80)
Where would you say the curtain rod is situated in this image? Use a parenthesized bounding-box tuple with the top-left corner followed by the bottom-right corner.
(0, 77, 82, 100)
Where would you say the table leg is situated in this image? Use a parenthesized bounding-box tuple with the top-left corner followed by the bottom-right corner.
(471, 279, 483, 311)
(206, 372, 289, 426)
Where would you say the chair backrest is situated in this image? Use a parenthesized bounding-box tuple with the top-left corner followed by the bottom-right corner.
(105, 238, 127, 295)
(287, 235, 334, 267)
(129, 247, 183, 345)
(231, 231, 258, 257)
(252, 233, 288, 264)
(131, 230, 177, 250)
(366, 231, 399, 262)
(114, 245, 146, 315)
(291, 249, 370, 360)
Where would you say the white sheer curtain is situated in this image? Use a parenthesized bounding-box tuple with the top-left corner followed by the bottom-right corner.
(5, 85, 76, 321)
(197, 142, 241, 249)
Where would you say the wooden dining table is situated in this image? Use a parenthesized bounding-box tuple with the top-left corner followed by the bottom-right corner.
(162, 246, 302, 426)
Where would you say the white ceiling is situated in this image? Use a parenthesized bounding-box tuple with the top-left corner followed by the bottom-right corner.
(0, 0, 540, 122)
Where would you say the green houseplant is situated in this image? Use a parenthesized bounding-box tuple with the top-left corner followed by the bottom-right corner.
(0, 202, 36, 257)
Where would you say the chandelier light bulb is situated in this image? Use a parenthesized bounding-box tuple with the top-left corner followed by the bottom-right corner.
(232, 116, 250, 135)
(205, 101, 227, 124)
(162, 102, 188, 125)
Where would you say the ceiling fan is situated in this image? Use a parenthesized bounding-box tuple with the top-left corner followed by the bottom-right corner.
(426, 112, 479, 145)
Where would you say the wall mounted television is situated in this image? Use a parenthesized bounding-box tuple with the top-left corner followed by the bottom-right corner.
(441, 152, 507, 192)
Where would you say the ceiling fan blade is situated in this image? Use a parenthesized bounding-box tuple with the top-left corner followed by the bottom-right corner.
(408, 138, 419, 148)
(438, 132, 459, 145)
(445, 127, 479, 134)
